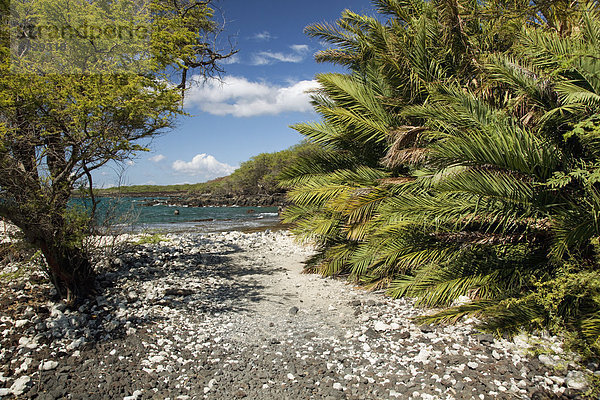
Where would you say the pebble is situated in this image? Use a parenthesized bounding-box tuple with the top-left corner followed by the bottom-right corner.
(539, 354, 556, 367)
(413, 349, 431, 363)
(40, 360, 58, 371)
(374, 321, 390, 331)
(9, 375, 30, 395)
(14, 320, 28, 328)
(467, 361, 479, 369)
(0, 230, 590, 399)
(566, 370, 588, 391)
(123, 389, 143, 400)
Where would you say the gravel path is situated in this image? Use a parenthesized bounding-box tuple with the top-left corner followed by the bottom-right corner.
(0, 231, 594, 399)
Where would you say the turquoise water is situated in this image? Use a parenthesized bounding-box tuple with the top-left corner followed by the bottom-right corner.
(72, 197, 280, 233)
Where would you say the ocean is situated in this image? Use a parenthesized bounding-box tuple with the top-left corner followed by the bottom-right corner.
(72, 196, 281, 233)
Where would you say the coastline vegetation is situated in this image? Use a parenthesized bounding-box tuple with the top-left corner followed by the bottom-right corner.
(282, 0, 600, 360)
(134, 233, 169, 246)
(94, 142, 315, 198)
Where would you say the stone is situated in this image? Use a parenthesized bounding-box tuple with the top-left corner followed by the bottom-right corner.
(40, 361, 59, 371)
(15, 320, 29, 328)
(112, 258, 125, 267)
(67, 338, 85, 350)
(531, 391, 553, 400)
(538, 354, 556, 367)
(397, 331, 410, 340)
(550, 376, 565, 386)
(374, 321, 390, 331)
(364, 327, 379, 338)
(476, 334, 495, 344)
(566, 370, 588, 391)
(467, 362, 478, 370)
(148, 355, 165, 364)
(123, 390, 143, 400)
(414, 349, 431, 363)
(10, 375, 31, 396)
(164, 288, 194, 296)
(3, 231, 589, 400)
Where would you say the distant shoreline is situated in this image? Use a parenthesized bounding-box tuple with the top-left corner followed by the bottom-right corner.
(73, 191, 188, 198)
(75, 191, 289, 208)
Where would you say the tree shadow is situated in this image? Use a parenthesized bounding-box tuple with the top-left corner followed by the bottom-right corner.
(90, 236, 279, 338)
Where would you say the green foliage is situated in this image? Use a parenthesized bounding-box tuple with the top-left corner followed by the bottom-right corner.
(0, 0, 233, 301)
(284, 0, 600, 359)
(215, 143, 314, 195)
(95, 183, 207, 195)
(134, 233, 168, 245)
(531, 269, 600, 356)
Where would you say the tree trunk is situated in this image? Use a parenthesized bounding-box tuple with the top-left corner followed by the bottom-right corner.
(38, 239, 96, 305)
(2, 195, 97, 305)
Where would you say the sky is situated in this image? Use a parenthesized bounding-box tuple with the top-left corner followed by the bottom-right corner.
(94, 0, 377, 187)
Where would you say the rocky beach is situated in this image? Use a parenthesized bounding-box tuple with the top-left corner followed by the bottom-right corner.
(0, 229, 595, 399)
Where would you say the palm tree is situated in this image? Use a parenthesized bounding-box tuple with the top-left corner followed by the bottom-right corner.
(283, 0, 487, 276)
(284, 0, 600, 354)
(381, 7, 600, 347)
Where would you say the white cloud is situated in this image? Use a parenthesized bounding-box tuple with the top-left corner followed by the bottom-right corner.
(185, 76, 319, 117)
(172, 154, 237, 180)
(126, 160, 135, 166)
(290, 44, 309, 53)
(251, 44, 310, 65)
(251, 31, 275, 41)
(149, 154, 166, 162)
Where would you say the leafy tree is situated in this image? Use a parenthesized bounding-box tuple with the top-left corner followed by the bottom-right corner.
(198, 142, 317, 196)
(0, 0, 234, 303)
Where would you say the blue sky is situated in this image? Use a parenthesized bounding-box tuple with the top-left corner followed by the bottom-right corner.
(95, 0, 377, 187)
